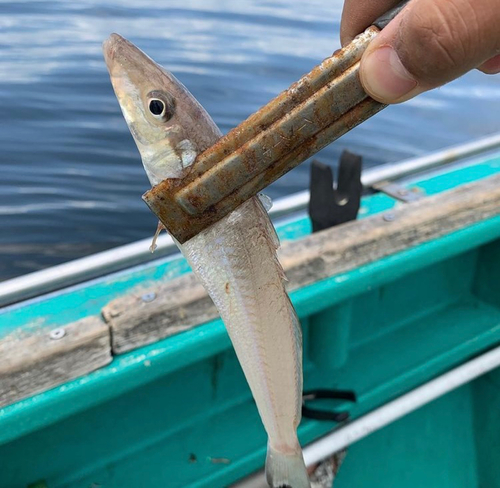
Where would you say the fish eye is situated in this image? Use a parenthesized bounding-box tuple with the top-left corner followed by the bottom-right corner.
(149, 99, 165, 116)
(146, 90, 175, 122)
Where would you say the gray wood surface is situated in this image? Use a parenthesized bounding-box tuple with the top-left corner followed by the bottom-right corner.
(102, 273, 217, 354)
(103, 173, 500, 354)
(0, 317, 111, 407)
(279, 172, 500, 288)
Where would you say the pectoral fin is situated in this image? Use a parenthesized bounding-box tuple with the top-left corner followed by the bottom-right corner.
(150, 221, 166, 253)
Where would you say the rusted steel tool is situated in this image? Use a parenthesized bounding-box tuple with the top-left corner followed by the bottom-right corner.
(144, 1, 409, 243)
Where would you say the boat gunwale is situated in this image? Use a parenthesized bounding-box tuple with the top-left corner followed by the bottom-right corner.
(2, 204, 500, 446)
(1, 133, 500, 308)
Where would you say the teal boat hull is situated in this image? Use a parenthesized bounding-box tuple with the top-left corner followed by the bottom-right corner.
(2, 156, 500, 487)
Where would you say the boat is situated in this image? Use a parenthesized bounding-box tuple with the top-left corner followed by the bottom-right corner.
(2, 134, 500, 488)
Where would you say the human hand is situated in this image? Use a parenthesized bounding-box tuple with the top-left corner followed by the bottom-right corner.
(341, 0, 500, 103)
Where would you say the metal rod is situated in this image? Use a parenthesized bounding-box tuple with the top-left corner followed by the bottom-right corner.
(177, 56, 380, 215)
(0, 235, 177, 308)
(233, 344, 500, 487)
(146, 1, 411, 244)
(144, 28, 385, 244)
(361, 131, 500, 187)
(1, 133, 499, 308)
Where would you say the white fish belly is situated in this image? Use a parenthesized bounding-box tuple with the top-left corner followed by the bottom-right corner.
(180, 196, 303, 452)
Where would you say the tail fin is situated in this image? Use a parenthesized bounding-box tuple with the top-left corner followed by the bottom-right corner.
(266, 445, 310, 488)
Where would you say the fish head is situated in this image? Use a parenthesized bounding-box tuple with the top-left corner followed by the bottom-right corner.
(103, 33, 221, 185)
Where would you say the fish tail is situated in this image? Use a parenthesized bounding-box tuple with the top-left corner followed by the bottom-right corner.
(266, 443, 310, 488)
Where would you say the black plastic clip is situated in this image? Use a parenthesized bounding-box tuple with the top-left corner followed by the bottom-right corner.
(373, 0, 410, 30)
(308, 150, 363, 233)
(302, 389, 357, 422)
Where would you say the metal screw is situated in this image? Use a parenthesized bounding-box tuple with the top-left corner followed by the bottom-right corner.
(142, 292, 156, 303)
(49, 328, 66, 340)
(383, 212, 396, 222)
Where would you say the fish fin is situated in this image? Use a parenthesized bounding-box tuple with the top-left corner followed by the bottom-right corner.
(258, 192, 273, 212)
(266, 444, 310, 488)
(252, 196, 280, 250)
(149, 221, 166, 253)
(251, 196, 291, 285)
(291, 309, 303, 415)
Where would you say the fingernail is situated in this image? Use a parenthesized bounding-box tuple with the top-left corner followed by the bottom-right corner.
(479, 54, 500, 75)
(361, 46, 418, 103)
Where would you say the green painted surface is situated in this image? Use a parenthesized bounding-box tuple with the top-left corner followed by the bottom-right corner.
(2, 156, 500, 487)
(335, 384, 480, 488)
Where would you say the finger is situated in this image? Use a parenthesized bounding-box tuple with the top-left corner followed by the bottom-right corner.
(359, 0, 500, 103)
(478, 54, 500, 74)
(340, 0, 400, 45)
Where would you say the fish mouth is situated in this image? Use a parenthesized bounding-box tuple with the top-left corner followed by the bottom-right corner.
(103, 33, 155, 75)
(103, 33, 122, 70)
(102, 33, 170, 90)
(103, 33, 136, 73)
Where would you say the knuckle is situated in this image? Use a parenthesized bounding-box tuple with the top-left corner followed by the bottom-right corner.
(398, 0, 471, 85)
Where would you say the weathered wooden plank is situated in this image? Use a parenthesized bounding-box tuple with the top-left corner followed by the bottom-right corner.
(102, 273, 217, 354)
(103, 173, 500, 354)
(0, 317, 111, 407)
(279, 172, 500, 288)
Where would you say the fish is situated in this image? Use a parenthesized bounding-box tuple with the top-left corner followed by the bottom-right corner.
(103, 34, 310, 488)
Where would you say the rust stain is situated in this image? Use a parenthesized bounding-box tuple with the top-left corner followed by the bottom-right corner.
(225, 282, 230, 294)
(142, 26, 385, 244)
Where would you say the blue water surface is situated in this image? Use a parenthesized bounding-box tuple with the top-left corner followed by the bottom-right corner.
(1, 0, 499, 280)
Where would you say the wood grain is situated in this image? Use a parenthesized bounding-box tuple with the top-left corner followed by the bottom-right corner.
(103, 173, 500, 354)
(102, 273, 217, 354)
(279, 173, 500, 288)
(0, 317, 111, 407)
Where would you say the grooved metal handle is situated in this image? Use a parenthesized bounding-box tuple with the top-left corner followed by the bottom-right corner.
(143, 0, 411, 243)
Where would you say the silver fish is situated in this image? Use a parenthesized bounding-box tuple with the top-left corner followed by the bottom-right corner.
(103, 34, 310, 488)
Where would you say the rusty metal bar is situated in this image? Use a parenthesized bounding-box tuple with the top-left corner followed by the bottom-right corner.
(185, 27, 380, 176)
(144, 28, 384, 243)
(143, 1, 411, 243)
(176, 27, 380, 215)
(177, 60, 374, 215)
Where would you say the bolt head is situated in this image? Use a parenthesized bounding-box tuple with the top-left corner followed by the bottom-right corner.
(49, 328, 66, 340)
(142, 292, 156, 303)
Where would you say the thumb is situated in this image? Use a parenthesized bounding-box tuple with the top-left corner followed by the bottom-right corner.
(360, 0, 500, 104)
